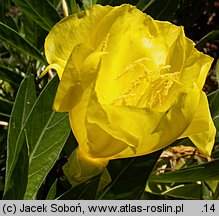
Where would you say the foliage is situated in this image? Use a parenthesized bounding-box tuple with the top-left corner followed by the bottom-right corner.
(0, 0, 218, 200)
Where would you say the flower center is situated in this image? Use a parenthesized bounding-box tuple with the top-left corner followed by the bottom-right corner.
(112, 58, 180, 111)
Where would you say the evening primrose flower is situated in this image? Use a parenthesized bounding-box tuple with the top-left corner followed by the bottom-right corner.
(43, 4, 216, 184)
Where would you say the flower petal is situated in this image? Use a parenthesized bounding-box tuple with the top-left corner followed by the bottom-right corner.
(53, 43, 104, 112)
(95, 6, 169, 106)
(156, 20, 213, 90)
(44, 4, 112, 77)
(180, 48, 213, 90)
(84, 84, 200, 159)
(189, 117, 216, 157)
(40, 63, 64, 79)
(46, 4, 215, 186)
(62, 148, 109, 187)
(180, 91, 216, 157)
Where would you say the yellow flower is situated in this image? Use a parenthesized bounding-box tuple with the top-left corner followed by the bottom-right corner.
(43, 4, 216, 185)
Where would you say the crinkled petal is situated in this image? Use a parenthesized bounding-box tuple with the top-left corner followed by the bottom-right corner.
(54, 43, 106, 161)
(43, 4, 112, 77)
(155, 20, 184, 48)
(165, 27, 186, 73)
(53, 43, 105, 112)
(180, 49, 213, 90)
(45, 4, 215, 187)
(157, 20, 213, 90)
(62, 148, 110, 188)
(84, 84, 200, 159)
(189, 117, 216, 157)
(180, 92, 210, 136)
(95, 6, 168, 105)
(41, 63, 64, 79)
(151, 84, 200, 150)
(59, 54, 105, 157)
(180, 91, 216, 157)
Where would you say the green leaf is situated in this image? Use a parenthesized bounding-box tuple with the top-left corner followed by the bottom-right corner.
(12, 0, 61, 32)
(141, 191, 179, 200)
(163, 183, 202, 199)
(141, 0, 181, 21)
(61, 130, 78, 158)
(0, 22, 45, 63)
(202, 181, 213, 200)
(0, 65, 23, 87)
(0, 0, 18, 31)
(96, 0, 111, 5)
(48, 0, 61, 8)
(57, 174, 101, 200)
(0, 97, 13, 114)
(98, 150, 162, 199)
(0, 97, 13, 121)
(0, 0, 10, 21)
(82, 0, 97, 9)
(208, 89, 219, 117)
(4, 138, 29, 199)
(24, 75, 70, 199)
(65, 0, 81, 14)
(0, 113, 10, 122)
(149, 158, 219, 183)
(46, 179, 58, 200)
(196, 30, 219, 50)
(213, 115, 219, 144)
(23, 13, 47, 49)
(4, 75, 37, 199)
(143, 183, 202, 200)
(215, 59, 219, 87)
(213, 182, 219, 199)
(136, 0, 155, 12)
(97, 0, 139, 6)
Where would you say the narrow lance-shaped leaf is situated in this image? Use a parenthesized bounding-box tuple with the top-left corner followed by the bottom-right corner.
(196, 30, 219, 50)
(4, 75, 37, 199)
(82, 0, 97, 9)
(149, 158, 219, 183)
(208, 89, 219, 118)
(4, 137, 29, 199)
(23, 13, 47, 49)
(162, 183, 202, 200)
(23, 75, 70, 199)
(0, 113, 10, 122)
(0, 65, 23, 87)
(0, 97, 14, 112)
(215, 59, 219, 87)
(140, 0, 181, 21)
(57, 175, 101, 200)
(46, 179, 58, 200)
(0, 97, 13, 121)
(12, 0, 61, 32)
(207, 89, 219, 144)
(0, 22, 45, 63)
(0, 0, 18, 30)
(213, 115, 219, 144)
(65, 0, 81, 14)
(136, 0, 155, 12)
(98, 150, 162, 200)
(48, 0, 61, 9)
(97, 0, 140, 6)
